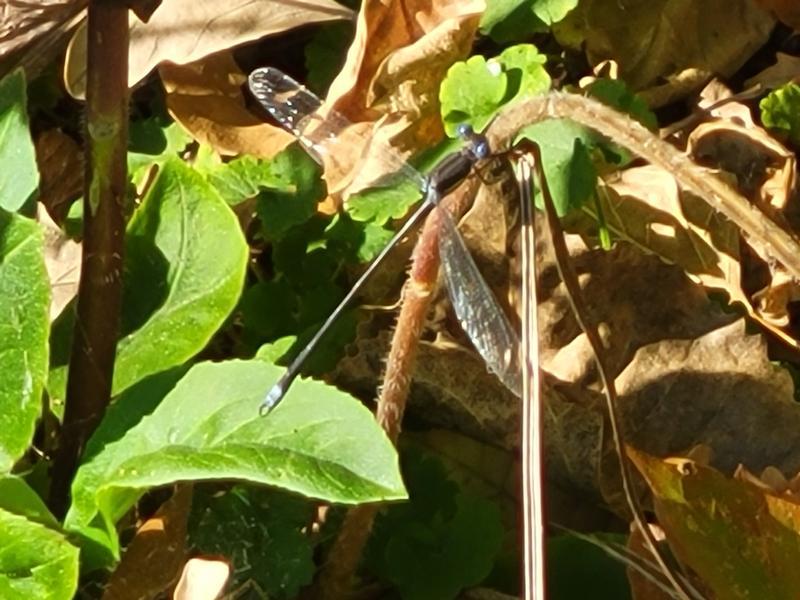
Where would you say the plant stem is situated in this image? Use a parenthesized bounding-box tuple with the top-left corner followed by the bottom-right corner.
(50, 0, 129, 518)
(316, 181, 479, 598)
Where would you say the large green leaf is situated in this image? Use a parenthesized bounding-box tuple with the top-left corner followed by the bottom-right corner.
(0, 212, 49, 472)
(0, 69, 38, 212)
(49, 159, 248, 403)
(65, 359, 406, 568)
(0, 508, 79, 600)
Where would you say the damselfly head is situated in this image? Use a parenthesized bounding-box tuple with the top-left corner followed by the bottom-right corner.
(454, 122, 491, 161)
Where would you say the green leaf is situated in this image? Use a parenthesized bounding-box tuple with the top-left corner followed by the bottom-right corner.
(257, 145, 325, 241)
(0, 508, 79, 600)
(204, 154, 293, 205)
(585, 78, 658, 131)
(127, 119, 191, 178)
(189, 485, 315, 597)
(496, 44, 551, 99)
(517, 119, 599, 215)
(368, 451, 503, 600)
(49, 159, 248, 403)
(440, 45, 550, 136)
(345, 178, 422, 226)
(325, 213, 396, 263)
(65, 359, 406, 567)
(0, 69, 39, 212)
(0, 476, 59, 529)
(760, 83, 800, 146)
(481, 0, 579, 43)
(0, 212, 49, 472)
(440, 56, 508, 136)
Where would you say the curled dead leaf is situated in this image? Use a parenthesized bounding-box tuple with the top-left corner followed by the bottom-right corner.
(64, 0, 353, 99)
(160, 51, 294, 157)
(0, 0, 85, 80)
(34, 129, 83, 224)
(313, 0, 484, 197)
(554, 0, 774, 95)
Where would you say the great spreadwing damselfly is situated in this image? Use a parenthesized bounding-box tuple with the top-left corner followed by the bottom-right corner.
(248, 67, 545, 598)
(248, 67, 523, 411)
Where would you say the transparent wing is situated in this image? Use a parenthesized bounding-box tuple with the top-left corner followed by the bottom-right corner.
(438, 208, 522, 397)
(249, 66, 521, 399)
(248, 67, 426, 190)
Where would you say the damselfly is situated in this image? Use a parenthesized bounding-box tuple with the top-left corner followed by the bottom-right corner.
(248, 67, 522, 411)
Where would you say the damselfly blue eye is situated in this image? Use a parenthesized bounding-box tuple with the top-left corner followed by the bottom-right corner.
(472, 138, 490, 159)
(456, 123, 474, 138)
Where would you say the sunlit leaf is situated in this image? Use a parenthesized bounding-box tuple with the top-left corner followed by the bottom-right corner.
(49, 159, 248, 404)
(65, 359, 405, 568)
(0, 212, 49, 472)
(0, 508, 79, 599)
(0, 69, 38, 212)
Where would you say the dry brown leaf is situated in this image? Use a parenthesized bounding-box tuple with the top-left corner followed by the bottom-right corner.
(684, 98, 800, 333)
(64, 0, 353, 99)
(34, 129, 83, 224)
(529, 225, 800, 506)
(753, 0, 800, 29)
(597, 166, 743, 298)
(554, 0, 774, 93)
(586, 76, 800, 345)
(39, 205, 80, 322)
(696, 79, 757, 127)
(319, 0, 484, 179)
(593, 166, 800, 341)
(688, 121, 796, 211)
(160, 51, 293, 157)
(102, 485, 193, 600)
(173, 557, 231, 600)
(615, 319, 797, 474)
(745, 52, 800, 90)
(0, 0, 85, 80)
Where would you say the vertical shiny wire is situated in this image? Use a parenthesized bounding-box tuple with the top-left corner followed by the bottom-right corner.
(516, 151, 545, 600)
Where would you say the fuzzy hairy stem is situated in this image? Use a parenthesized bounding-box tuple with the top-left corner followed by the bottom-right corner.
(316, 182, 479, 598)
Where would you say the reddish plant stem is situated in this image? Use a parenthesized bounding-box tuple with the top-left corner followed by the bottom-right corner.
(50, 0, 129, 518)
(317, 185, 477, 599)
